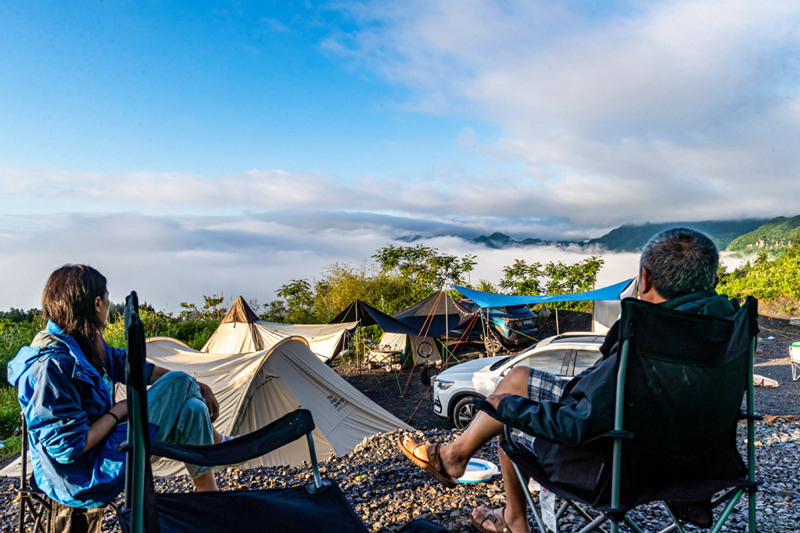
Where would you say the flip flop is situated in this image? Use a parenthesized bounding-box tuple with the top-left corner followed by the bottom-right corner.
(470, 506, 513, 533)
(397, 434, 458, 488)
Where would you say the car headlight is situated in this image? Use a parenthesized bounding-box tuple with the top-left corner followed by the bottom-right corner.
(434, 378, 454, 390)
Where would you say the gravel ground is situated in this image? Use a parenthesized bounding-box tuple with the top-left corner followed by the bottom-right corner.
(1, 314, 798, 532)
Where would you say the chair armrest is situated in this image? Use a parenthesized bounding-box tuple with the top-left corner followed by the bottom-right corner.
(474, 399, 633, 444)
(147, 409, 315, 467)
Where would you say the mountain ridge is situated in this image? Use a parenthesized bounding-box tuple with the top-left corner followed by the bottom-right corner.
(468, 218, 775, 253)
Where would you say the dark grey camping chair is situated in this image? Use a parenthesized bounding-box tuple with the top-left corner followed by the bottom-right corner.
(478, 296, 760, 532)
(116, 291, 371, 533)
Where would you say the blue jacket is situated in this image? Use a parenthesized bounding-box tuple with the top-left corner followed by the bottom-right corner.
(7, 320, 154, 508)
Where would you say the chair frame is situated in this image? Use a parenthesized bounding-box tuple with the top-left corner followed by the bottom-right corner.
(16, 417, 52, 533)
(790, 344, 800, 382)
(496, 299, 760, 533)
(118, 291, 362, 533)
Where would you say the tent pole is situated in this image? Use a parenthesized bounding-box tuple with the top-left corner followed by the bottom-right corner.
(556, 307, 560, 336)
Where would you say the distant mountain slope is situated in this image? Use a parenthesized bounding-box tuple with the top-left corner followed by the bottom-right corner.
(472, 232, 559, 249)
(726, 215, 800, 252)
(586, 220, 769, 252)
(470, 220, 770, 253)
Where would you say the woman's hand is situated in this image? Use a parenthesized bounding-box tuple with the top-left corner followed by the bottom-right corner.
(197, 381, 219, 422)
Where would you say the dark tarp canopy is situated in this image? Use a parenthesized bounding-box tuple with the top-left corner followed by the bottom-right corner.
(392, 291, 474, 338)
(329, 300, 421, 336)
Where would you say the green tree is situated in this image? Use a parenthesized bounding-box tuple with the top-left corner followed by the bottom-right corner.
(499, 256, 605, 311)
(372, 244, 476, 301)
(276, 279, 316, 323)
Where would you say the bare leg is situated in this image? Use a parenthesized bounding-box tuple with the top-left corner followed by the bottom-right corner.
(438, 366, 530, 478)
(192, 471, 218, 491)
(496, 442, 531, 533)
(212, 428, 224, 444)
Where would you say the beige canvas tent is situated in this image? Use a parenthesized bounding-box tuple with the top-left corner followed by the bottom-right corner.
(1, 335, 410, 479)
(202, 296, 358, 363)
(145, 335, 410, 475)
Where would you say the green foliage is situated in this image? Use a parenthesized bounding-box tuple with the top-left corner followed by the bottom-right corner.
(0, 385, 21, 440)
(179, 293, 227, 320)
(0, 314, 44, 384)
(276, 279, 316, 323)
(372, 244, 476, 301)
(104, 308, 220, 351)
(727, 215, 800, 252)
(717, 240, 800, 302)
(0, 434, 22, 463)
(499, 256, 604, 311)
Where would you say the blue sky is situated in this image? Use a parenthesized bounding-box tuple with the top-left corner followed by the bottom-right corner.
(1, 1, 798, 311)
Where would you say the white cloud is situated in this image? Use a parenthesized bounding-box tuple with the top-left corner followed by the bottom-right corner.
(0, 211, 648, 313)
(328, 0, 800, 224)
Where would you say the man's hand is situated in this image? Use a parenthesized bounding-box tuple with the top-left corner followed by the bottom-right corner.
(197, 381, 219, 422)
(487, 392, 515, 410)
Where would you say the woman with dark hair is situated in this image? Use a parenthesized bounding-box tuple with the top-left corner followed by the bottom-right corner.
(8, 264, 223, 511)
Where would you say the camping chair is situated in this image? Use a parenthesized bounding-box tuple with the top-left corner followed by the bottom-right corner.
(16, 417, 51, 533)
(116, 291, 370, 533)
(478, 296, 760, 533)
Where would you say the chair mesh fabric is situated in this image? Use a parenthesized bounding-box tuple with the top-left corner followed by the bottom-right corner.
(499, 297, 757, 518)
(609, 298, 752, 511)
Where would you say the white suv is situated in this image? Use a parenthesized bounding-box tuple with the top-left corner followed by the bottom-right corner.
(432, 332, 606, 428)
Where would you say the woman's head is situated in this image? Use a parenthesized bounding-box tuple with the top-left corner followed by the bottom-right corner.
(42, 265, 109, 367)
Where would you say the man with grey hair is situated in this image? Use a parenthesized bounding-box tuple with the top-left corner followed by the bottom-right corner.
(398, 227, 736, 533)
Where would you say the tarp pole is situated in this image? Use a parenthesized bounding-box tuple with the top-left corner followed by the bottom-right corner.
(556, 307, 560, 336)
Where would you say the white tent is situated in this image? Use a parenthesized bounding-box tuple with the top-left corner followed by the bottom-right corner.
(145, 335, 410, 475)
(202, 296, 358, 363)
(1, 335, 410, 479)
(592, 278, 639, 333)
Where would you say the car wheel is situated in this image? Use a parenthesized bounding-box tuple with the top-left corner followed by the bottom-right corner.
(483, 330, 503, 355)
(452, 396, 479, 429)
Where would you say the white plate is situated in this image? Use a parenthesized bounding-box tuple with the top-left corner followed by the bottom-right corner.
(458, 458, 499, 484)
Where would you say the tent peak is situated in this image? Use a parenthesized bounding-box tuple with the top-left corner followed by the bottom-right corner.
(221, 296, 260, 324)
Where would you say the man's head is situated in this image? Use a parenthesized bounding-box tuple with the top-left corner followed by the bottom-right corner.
(639, 227, 719, 302)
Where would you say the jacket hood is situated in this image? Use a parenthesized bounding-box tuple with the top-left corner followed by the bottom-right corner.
(7, 323, 70, 387)
(662, 289, 738, 319)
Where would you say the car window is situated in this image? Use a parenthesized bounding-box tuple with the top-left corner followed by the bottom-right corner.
(512, 349, 572, 374)
(574, 349, 602, 373)
(506, 305, 534, 317)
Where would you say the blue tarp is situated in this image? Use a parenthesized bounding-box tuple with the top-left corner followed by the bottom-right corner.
(453, 278, 636, 309)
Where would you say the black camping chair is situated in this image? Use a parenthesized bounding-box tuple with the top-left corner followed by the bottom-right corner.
(16, 417, 52, 533)
(116, 291, 370, 533)
(477, 296, 760, 533)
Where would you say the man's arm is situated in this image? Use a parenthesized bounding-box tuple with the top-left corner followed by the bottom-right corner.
(492, 354, 619, 445)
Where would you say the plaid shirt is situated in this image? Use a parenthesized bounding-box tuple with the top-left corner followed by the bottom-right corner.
(510, 368, 570, 452)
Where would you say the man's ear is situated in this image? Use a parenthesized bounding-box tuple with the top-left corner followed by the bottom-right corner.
(639, 267, 652, 296)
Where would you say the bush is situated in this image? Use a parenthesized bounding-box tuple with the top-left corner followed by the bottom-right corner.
(0, 386, 21, 441)
(0, 316, 43, 385)
(718, 242, 800, 303)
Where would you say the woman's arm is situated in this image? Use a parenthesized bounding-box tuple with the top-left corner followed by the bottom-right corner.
(149, 365, 170, 385)
(83, 400, 128, 454)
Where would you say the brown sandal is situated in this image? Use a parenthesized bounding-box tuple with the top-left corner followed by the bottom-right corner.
(397, 434, 458, 488)
(470, 506, 513, 533)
